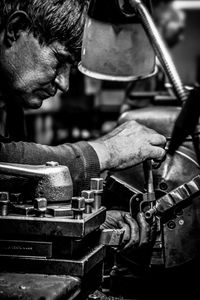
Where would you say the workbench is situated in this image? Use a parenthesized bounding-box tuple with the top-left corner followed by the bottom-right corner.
(0, 273, 81, 300)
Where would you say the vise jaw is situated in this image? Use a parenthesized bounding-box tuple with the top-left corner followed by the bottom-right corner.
(0, 161, 73, 202)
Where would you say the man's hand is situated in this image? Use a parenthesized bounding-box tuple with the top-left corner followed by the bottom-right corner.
(100, 210, 156, 252)
(89, 120, 166, 171)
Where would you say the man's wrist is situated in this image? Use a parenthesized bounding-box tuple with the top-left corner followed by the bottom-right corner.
(88, 140, 111, 171)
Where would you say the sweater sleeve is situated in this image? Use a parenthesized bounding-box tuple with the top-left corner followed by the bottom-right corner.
(0, 140, 100, 196)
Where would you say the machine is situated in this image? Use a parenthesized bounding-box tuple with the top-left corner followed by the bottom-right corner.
(104, 105, 200, 270)
(0, 162, 107, 299)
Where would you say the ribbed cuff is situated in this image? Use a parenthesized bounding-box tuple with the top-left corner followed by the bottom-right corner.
(73, 141, 100, 194)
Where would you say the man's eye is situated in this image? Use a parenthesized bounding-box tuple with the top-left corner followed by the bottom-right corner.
(56, 57, 65, 67)
(56, 53, 74, 66)
(57, 60, 63, 69)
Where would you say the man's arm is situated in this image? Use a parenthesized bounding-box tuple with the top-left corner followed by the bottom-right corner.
(0, 120, 166, 195)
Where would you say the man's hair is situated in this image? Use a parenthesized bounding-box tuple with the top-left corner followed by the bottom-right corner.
(0, 0, 89, 60)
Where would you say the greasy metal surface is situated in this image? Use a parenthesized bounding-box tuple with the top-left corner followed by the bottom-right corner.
(107, 106, 200, 268)
(163, 202, 200, 268)
(0, 273, 81, 300)
(0, 207, 106, 238)
(108, 148, 200, 267)
(0, 162, 73, 202)
(145, 175, 200, 218)
(0, 240, 52, 257)
(0, 244, 106, 277)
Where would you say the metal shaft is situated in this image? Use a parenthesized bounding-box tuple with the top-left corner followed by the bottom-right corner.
(143, 160, 155, 207)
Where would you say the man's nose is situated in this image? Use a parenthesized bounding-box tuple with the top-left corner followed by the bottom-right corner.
(55, 67, 70, 93)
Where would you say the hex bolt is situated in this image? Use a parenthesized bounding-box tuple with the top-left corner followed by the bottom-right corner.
(45, 161, 59, 167)
(34, 197, 47, 217)
(81, 190, 94, 214)
(179, 219, 184, 226)
(90, 178, 104, 190)
(71, 197, 85, 219)
(90, 178, 104, 210)
(10, 192, 23, 204)
(167, 220, 176, 230)
(159, 181, 168, 191)
(0, 192, 10, 216)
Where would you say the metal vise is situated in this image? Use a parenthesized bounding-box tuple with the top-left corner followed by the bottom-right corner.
(0, 161, 73, 202)
(0, 162, 107, 299)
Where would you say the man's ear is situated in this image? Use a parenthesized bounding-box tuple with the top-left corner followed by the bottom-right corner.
(5, 11, 32, 46)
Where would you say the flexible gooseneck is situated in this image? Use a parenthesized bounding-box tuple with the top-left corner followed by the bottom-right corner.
(121, 0, 188, 104)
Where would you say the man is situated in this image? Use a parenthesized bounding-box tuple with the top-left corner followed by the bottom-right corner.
(0, 0, 166, 250)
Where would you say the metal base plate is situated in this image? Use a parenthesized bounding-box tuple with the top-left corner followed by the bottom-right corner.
(0, 244, 105, 277)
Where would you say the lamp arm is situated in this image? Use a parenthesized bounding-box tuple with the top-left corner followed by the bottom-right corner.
(127, 0, 187, 103)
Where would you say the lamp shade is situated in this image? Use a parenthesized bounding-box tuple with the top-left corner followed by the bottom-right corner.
(78, 0, 157, 81)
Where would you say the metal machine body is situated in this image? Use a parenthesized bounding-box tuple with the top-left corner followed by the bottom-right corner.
(104, 106, 200, 269)
(0, 162, 106, 299)
(0, 161, 73, 202)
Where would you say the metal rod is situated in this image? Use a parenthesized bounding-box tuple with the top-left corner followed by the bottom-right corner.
(143, 159, 155, 207)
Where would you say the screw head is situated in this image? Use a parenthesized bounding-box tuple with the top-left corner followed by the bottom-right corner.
(0, 192, 9, 201)
(179, 219, 184, 226)
(90, 178, 103, 190)
(159, 181, 168, 191)
(81, 190, 94, 198)
(167, 220, 176, 230)
(71, 197, 85, 211)
(34, 197, 47, 211)
(10, 193, 23, 204)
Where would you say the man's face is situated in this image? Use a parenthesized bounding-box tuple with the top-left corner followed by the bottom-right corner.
(0, 31, 73, 109)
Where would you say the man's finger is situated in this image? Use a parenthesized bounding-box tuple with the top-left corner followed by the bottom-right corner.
(149, 146, 166, 161)
(136, 212, 151, 246)
(123, 214, 139, 250)
(150, 134, 167, 147)
(118, 221, 130, 246)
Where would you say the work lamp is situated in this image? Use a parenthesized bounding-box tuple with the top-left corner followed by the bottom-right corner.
(78, 0, 156, 82)
(78, 0, 187, 103)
